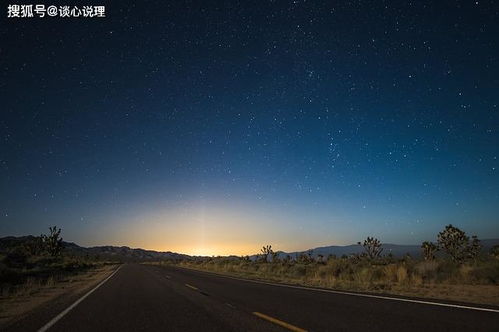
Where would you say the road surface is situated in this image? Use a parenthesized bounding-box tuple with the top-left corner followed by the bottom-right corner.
(6, 263, 499, 331)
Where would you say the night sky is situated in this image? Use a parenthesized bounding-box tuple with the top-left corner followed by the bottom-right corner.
(1, 1, 498, 255)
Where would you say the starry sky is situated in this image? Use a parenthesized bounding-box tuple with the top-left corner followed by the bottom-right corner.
(1, 1, 498, 255)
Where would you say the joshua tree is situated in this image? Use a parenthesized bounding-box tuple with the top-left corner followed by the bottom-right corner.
(421, 241, 438, 260)
(271, 250, 280, 263)
(358, 237, 383, 259)
(260, 245, 273, 263)
(437, 224, 481, 262)
(467, 235, 482, 260)
(42, 226, 64, 256)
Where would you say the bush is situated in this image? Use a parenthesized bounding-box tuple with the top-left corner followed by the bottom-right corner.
(42, 226, 64, 257)
(437, 224, 481, 262)
(383, 264, 398, 282)
(353, 267, 374, 286)
(396, 266, 408, 283)
(291, 264, 306, 278)
(170, 240, 499, 296)
(435, 260, 460, 282)
(490, 245, 499, 259)
(4, 247, 29, 268)
(421, 241, 438, 260)
(358, 237, 383, 260)
(327, 258, 350, 277)
(470, 261, 499, 284)
(0, 262, 19, 284)
(414, 260, 439, 281)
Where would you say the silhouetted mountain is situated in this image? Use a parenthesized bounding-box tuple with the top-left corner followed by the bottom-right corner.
(0, 236, 189, 262)
(2, 236, 498, 261)
(286, 244, 422, 258)
(267, 239, 499, 259)
(69, 244, 190, 261)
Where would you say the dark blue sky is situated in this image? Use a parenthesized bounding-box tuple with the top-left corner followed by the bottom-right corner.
(1, 1, 498, 254)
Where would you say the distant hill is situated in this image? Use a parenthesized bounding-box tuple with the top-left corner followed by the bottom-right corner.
(2, 236, 498, 261)
(265, 239, 499, 260)
(0, 236, 189, 262)
(69, 244, 190, 261)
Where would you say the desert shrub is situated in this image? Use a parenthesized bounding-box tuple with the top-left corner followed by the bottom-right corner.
(296, 252, 314, 264)
(434, 260, 460, 282)
(358, 237, 383, 260)
(4, 247, 29, 268)
(437, 224, 481, 263)
(326, 258, 350, 277)
(470, 261, 499, 284)
(58, 257, 94, 272)
(411, 274, 424, 286)
(23, 236, 44, 256)
(414, 260, 440, 281)
(290, 264, 306, 278)
(327, 254, 337, 262)
(0, 262, 19, 284)
(421, 241, 438, 260)
(370, 265, 385, 282)
(353, 267, 374, 286)
(490, 245, 499, 259)
(315, 265, 329, 279)
(259, 263, 273, 274)
(459, 264, 474, 283)
(172, 239, 499, 293)
(383, 264, 398, 282)
(467, 236, 481, 260)
(42, 226, 64, 257)
(396, 266, 408, 283)
(35, 255, 60, 267)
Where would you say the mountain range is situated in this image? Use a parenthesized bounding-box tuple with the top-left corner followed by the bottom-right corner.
(272, 239, 499, 260)
(0, 236, 189, 262)
(1, 236, 498, 261)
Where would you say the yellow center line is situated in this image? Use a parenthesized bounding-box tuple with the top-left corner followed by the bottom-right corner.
(252, 312, 308, 332)
(185, 283, 199, 291)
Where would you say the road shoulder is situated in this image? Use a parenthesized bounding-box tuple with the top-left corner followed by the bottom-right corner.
(158, 263, 499, 311)
(0, 264, 120, 332)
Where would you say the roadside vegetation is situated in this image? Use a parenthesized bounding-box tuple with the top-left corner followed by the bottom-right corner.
(157, 225, 499, 305)
(0, 226, 116, 299)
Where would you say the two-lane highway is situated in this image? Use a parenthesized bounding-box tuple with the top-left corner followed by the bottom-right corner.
(6, 263, 499, 331)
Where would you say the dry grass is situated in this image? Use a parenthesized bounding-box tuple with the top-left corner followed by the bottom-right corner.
(151, 257, 499, 306)
(0, 264, 118, 329)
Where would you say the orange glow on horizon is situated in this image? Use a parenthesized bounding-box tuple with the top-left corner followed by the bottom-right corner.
(83, 201, 348, 256)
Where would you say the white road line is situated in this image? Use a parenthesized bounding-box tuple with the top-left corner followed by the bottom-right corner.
(175, 266, 499, 313)
(37, 265, 123, 332)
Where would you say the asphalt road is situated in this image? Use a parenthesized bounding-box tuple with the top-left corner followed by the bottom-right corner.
(7, 263, 499, 332)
